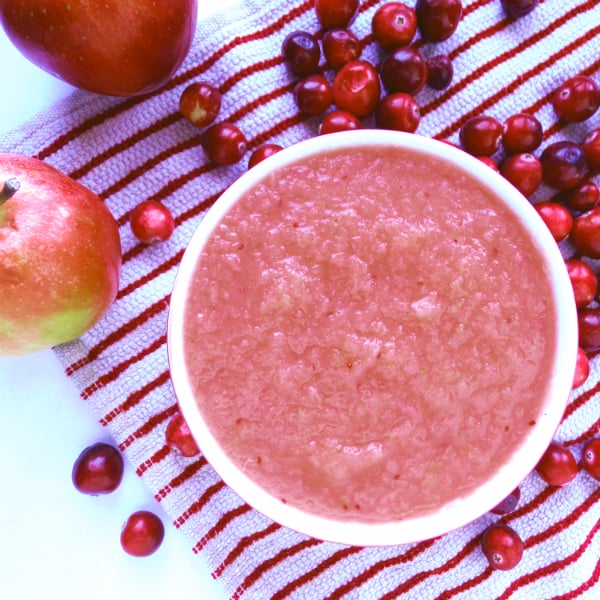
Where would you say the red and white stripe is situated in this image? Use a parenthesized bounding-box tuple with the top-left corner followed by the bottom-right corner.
(2, 0, 599, 597)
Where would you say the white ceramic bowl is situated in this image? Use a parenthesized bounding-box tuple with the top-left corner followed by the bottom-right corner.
(167, 130, 577, 546)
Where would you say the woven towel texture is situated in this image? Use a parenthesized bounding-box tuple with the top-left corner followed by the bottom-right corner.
(2, 1, 599, 598)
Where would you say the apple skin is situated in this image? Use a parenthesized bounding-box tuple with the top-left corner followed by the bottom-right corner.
(0, 0, 197, 97)
(0, 153, 122, 356)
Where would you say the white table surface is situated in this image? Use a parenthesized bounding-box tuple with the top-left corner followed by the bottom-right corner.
(0, 4, 241, 599)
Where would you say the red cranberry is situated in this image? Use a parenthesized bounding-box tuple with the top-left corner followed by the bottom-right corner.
(165, 413, 200, 457)
(314, 0, 359, 29)
(502, 113, 543, 154)
(478, 156, 499, 171)
(490, 487, 521, 515)
(371, 2, 417, 51)
(565, 258, 598, 309)
(459, 115, 503, 156)
(201, 122, 247, 165)
(573, 346, 590, 389)
(500, 153, 542, 196)
(376, 92, 421, 133)
(533, 201, 573, 243)
(500, 0, 539, 19)
(579, 307, 600, 352)
(179, 82, 221, 128)
(248, 143, 283, 168)
(282, 30, 321, 76)
(540, 141, 587, 190)
(322, 29, 361, 70)
(536, 442, 579, 486)
(426, 54, 453, 90)
(571, 207, 600, 258)
(481, 523, 524, 571)
(379, 46, 428, 95)
(130, 200, 175, 244)
(581, 438, 600, 480)
(319, 109, 362, 134)
(562, 181, 600, 212)
(72, 443, 124, 495)
(294, 74, 333, 115)
(415, 0, 463, 42)
(552, 75, 600, 123)
(332, 59, 381, 117)
(120, 510, 165, 557)
(581, 128, 600, 172)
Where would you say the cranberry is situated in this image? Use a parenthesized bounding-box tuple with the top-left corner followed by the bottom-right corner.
(281, 30, 321, 77)
(481, 523, 524, 571)
(581, 438, 600, 480)
(376, 92, 421, 133)
(490, 487, 521, 515)
(379, 46, 428, 95)
(130, 200, 175, 244)
(415, 0, 463, 42)
(536, 442, 579, 486)
(552, 75, 600, 123)
(294, 74, 333, 115)
(322, 29, 361, 70)
(500, 153, 542, 196)
(478, 156, 499, 171)
(562, 181, 600, 212)
(573, 346, 590, 389)
(314, 0, 359, 29)
(581, 128, 600, 172)
(72, 443, 124, 495)
(426, 54, 453, 90)
(565, 258, 598, 309)
(500, 0, 539, 19)
(540, 141, 587, 190)
(571, 207, 600, 258)
(178, 81, 221, 128)
(459, 115, 503, 156)
(371, 2, 417, 51)
(248, 143, 283, 168)
(502, 113, 543, 154)
(332, 59, 381, 117)
(533, 201, 573, 243)
(120, 510, 165, 557)
(201, 122, 247, 165)
(319, 109, 362, 134)
(579, 307, 600, 351)
(165, 413, 200, 457)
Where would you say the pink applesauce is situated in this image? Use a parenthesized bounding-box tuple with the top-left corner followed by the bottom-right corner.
(183, 145, 556, 523)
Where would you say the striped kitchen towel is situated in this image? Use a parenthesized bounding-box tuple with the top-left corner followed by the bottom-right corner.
(1, 0, 599, 598)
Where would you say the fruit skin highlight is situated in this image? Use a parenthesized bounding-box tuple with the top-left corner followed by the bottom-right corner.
(0, 154, 121, 356)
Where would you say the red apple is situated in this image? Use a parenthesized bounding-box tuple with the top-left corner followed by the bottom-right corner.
(0, 153, 121, 356)
(0, 0, 197, 97)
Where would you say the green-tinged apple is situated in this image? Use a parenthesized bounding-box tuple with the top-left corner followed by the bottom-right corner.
(0, 0, 197, 97)
(0, 154, 122, 356)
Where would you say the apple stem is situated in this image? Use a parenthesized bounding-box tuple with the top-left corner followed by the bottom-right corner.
(0, 178, 20, 204)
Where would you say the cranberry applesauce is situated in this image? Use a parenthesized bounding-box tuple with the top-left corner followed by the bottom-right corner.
(182, 142, 557, 523)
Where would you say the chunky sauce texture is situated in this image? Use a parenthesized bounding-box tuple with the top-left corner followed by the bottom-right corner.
(183, 145, 556, 522)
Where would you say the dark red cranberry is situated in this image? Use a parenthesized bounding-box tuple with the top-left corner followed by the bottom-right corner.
(332, 59, 381, 117)
(566, 258, 598, 309)
(481, 523, 524, 570)
(579, 307, 600, 352)
(376, 92, 421, 132)
(490, 487, 521, 515)
(178, 82, 221, 128)
(571, 207, 600, 259)
(552, 75, 600, 123)
(502, 113, 543, 154)
(573, 347, 590, 389)
(120, 511, 165, 557)
(72, 443, 124, 495)
(314, 0, 359, 29)
(281, 30, 321, 76)
(380, 46, 428, 95)
(562, 182, 600, 212)
(581, 128, 600, 171)
(371, 2, 417, 51)
(540, 141, 587, 190)
(294, 74, 333, 115)
(322, 29, 361, 70)
(534, 201, 573, 242)
(536, 442, 579, 486)
(201, 122, 247, 165)
(459, 115, 503, 156)
(500, 153, 542, 196)
(319, 109, 362, 134)
(415, 0, 463, 42)
(500, 0, 539, 19)
(581, 438, 600, 480)
(165, 413, 200, 457)
(248, 143, 283, 169)
(426, 54, 453, 90)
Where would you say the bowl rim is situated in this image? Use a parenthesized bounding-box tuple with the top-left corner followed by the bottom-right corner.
(167, 129, 578, 546)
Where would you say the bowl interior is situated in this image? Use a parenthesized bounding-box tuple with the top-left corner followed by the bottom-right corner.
(167, 130, 577, 546)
